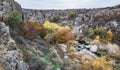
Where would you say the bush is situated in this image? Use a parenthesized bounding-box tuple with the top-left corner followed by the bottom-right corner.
(95, 35, 100, 40)
(55, 27, 74, 46)
(49, 17, 59, 23)
(105, 30, 113, 43)
(69, 12, 76, 19)
(20, 19, 46, 40)
(82, 58, 112, 70)
(87, 27, 94, 38)
(43, 20, 73, 45)
(7, 10, 22, 29)
(43, 20, 62, 32)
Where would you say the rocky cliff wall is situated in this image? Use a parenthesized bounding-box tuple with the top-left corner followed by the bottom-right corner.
(0, 22, 28, 70)
(0, 0, 22, 22)
(0, 0, 120, 26)
(22, 6, 120, 25)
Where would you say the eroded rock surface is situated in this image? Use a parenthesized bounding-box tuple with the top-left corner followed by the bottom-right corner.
(0, 22, 28, 70)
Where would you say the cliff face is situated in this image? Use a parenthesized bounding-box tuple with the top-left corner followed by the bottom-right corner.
(0, 0, 22, 22)
(23, 8, 120, 25)
(0, 22, 28, 70)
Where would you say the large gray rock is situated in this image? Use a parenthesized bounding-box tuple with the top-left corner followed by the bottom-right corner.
(78, 49, 97, 57)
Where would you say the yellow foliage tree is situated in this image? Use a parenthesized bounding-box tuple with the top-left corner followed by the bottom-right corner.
(93, 58, 112, 70)
(98, 26, 104, 32)
(43, 20, 73, 45)
(43, 20, 62, 32)
(87, 27, 94, 37)
(83, 58, 112, 70)
(95, 35, 100, 40)
(105, 30, 113, 43)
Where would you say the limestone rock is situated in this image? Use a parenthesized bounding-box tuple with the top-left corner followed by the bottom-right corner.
(0, 22, 28, 70)
(58, 44, 67, 52)
(105, 43, 120, 55)
(78, 49, 97, 57)
(90, 45, 98, 53)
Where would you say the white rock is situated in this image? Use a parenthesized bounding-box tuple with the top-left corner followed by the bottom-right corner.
(79, 49, 97, 57)
(105, 43, 119, 54)
(90, 45, 98, 52)
(59, 44, 67, 52)
(85, 45, 91, 48)
(64, 56, 69, 59)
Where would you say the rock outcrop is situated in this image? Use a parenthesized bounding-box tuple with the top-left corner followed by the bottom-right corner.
(0, 22, 28, 70)
(0, 0, 22, 22)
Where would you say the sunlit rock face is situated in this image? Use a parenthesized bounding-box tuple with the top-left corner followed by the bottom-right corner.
(0, 22, 28, 70)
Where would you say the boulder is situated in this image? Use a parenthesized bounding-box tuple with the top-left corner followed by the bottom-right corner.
(90, 45, 98, 52)
(58, 44, 67, 52)
(78, 49, 97, 57)
(105, 43, 120, 55)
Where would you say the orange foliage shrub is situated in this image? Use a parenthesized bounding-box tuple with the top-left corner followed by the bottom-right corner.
(55, 28, 74, 46)
(20, 19, 46, 40)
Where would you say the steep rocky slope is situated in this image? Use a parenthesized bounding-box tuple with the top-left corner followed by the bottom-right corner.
(0, 22, 28, 70)
(0, 0, 120, 70)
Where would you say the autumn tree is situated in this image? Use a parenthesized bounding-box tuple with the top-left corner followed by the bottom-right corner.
(55, 27, 74, 46)
(43, 20, 62, 32)
(105, 29, 113, 43)
(20, 19, 46, 40)
(87, 27, 94, 38)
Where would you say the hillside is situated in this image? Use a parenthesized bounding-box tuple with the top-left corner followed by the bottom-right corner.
(0, 0, 120, 70)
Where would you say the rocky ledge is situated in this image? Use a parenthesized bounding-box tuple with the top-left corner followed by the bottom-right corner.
(0, 22, 28, 70)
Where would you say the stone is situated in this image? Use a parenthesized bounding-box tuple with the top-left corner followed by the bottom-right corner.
(105, 43, 119, 54)
(90, 45, 98, 52)
(17, 61, 29, 70)
(78, 49, 97, 57)
(0, 22, 5, 28)
(1, 27, 8, 34)
(64, 56, 69, 59)
(85, 45, 91, 49)
(0, 22, 28, 70)
(58, 44, 67, 52)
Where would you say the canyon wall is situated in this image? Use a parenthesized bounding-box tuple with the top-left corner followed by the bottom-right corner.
(0, 0, 120, 26)
(22, 5, 120, 26)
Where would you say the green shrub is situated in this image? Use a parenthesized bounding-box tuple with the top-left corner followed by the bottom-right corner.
(69, 12, 76, 19)
(7, 10, 22, 29)
(49, 17, 59, 23)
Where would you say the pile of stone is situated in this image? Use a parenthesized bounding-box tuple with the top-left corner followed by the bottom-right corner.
(74, 44, 98, 57)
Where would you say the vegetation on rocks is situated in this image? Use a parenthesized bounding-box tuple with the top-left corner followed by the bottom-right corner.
(0, 0, 120, 70)
(7, 10, 22, 29)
